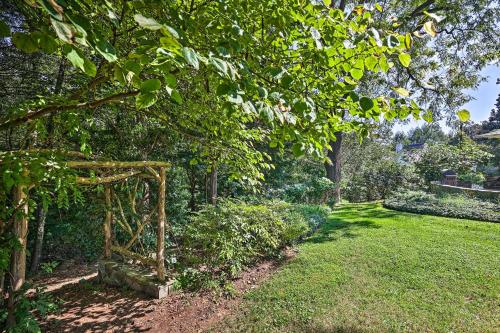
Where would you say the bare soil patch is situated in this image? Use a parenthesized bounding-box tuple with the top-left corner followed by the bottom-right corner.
(37, 252, 295, 332)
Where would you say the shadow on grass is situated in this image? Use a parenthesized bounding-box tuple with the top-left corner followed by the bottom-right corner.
(307, 204, 384, 244)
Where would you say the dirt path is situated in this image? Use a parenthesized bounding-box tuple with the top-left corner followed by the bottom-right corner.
(37, 255, 292, 333)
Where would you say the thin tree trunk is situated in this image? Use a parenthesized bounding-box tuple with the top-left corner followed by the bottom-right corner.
(325, 132, 343, 205)
(189, 168, 197, 211)
(29, 205, 46, 273)
(29, 58, 66, 273)
(209, 162, 218, 206)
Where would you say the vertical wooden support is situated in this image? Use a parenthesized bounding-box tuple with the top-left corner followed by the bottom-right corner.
(10, 183, 29, 292)
(104, 186, 112, 259)
(157, 167, 166, 281)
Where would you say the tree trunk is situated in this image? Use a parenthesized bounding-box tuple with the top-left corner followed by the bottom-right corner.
(209, 162, 218, 206)
(28, 59, 66, 273)
(29, 205, 47, 273)
(325, 132, 343, 205)
(188, 167, 197, 211)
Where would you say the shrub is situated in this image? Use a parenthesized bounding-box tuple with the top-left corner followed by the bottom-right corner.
(343, 159, 416, 202)
(281, 177, 335, 205)
(177, 200, 329, 289)
(384, 190, 499, 222)
(414, 139, 493, 183)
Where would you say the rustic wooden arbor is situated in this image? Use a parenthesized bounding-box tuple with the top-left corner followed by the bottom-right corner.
(8, 159, 171, 297)
(68, 160, 171, 282)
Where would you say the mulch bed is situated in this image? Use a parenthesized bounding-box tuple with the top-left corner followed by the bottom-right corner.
(37, 251, 296, 333)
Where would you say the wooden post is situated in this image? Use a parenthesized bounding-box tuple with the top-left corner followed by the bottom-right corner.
(104, 186, 112, 259)
(7, 182, 29, 327)
(10, 183, 29, 292)
(157, 167, 166, 281)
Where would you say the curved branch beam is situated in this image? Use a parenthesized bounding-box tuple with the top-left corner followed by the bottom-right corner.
(76, 170, 143, 185)
(68, 161, 171, 169)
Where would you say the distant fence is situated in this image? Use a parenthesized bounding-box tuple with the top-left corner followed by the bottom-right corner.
(430, 182, 500, 202)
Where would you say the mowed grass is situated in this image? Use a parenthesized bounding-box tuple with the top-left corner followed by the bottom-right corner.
(215, 203, 500, 333)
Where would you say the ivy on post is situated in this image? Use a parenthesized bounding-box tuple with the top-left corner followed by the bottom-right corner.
(7, 171, 29, 327)
(10, 171, 29, 292)
(157, 167, 166, 281)
(104, 185, 112, 259)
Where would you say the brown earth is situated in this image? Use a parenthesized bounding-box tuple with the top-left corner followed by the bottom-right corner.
(36, 252, 295, 333)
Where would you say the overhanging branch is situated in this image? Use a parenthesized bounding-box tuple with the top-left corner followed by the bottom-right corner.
(0, 91, 139, 131)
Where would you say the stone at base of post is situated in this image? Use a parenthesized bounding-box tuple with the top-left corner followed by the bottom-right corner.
(98, 260, 175, 299)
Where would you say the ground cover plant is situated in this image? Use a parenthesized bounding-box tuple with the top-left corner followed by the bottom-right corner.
(216, 203, 500, 332)
(384, 190, 499, 222)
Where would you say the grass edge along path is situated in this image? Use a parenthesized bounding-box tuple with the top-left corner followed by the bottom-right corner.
(214, 203, 500, 333)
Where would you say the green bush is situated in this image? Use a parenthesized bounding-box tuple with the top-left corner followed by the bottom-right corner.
(280, 177, 335, 205)
(177, 200, 329, 289)
(384, 190, 499, 222)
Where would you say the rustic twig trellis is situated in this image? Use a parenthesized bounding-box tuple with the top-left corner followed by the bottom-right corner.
(7, 156, 171, 296)
(68, 160, 170, 282)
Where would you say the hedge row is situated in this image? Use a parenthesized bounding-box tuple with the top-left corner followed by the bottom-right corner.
(384, 191, 499, 223)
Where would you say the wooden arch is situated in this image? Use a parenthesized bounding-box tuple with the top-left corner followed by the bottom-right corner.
(68, 160, 171, 282)
(7, 157, 171, 297)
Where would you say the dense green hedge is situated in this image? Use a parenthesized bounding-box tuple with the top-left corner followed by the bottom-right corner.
(429, 182, 500, 203)
(177, 200, 331, 289)
(384, 191, 499, 223)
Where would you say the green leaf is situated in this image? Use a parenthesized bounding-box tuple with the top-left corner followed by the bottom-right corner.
(386, 35, 400, 48)
(404, 33, 412, 49)
(422, 110, 433, 122)
(291, 143, 305, 157)
(398, 53, 411, 68)
(31, 32, 58, 53)
(141, 79, 161, 93)
(12, 33, 38, 53)
(242, 101, 257, 114)
(164, 74, 176, 87)
(350, 68, 363, 81)
(258, 86, 268, 98)
(259, 103, 274, 121)
(95, 39, 117, 62)
(423, 21, 437, 37)
(210, 57, 228, 77)
(228, 92, 243, 104)
(50, 18, 75, 43)
(379, 56, 389, 72)
(0, 20, 11, 37)
(39, 0, 63, 20)
(83, 58, 97, 77)
(182, 47, 199, 70)
(216, 83, 233, 96)
(375, 3, 383, 12)
(392, 87, 410, 97)
(171, 90, 183, 104)
(134, 14, 163, 30)
(457, 109, 470, 122)
(323, 0, 332, 6)
(136, 92, 157, 109)
(124, 60, 141, 75)
(65, 47, 85, 71)
(364, 56, 378, 71)
(360, 97, 374, 111)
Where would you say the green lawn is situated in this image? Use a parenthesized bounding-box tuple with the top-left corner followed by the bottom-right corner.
(216, 203, 500, 333)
